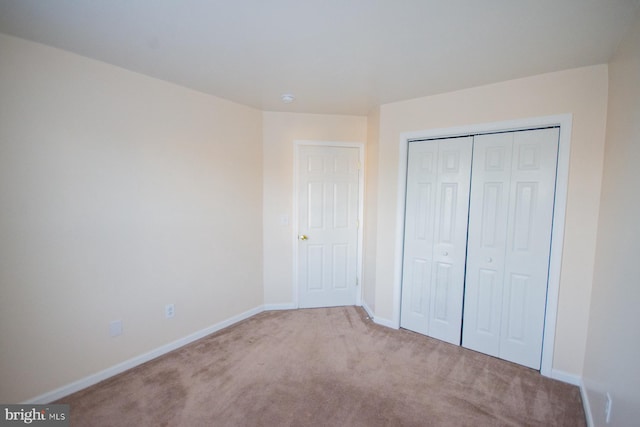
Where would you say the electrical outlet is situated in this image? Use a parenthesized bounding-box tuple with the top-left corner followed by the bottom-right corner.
(605, 392, 612, 424)
(109, 320, 122, 337)
(165, 303, 175, 319)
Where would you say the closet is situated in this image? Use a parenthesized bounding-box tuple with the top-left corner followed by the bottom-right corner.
(399, 127, 559, 370)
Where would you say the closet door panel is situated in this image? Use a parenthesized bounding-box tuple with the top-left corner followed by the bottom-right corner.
(500, 128, 559, 369)
(401, 137, 472, 345)
(428, 138, 473, 344)
(464, 128, 559, 369)
(400, 142, 438, 335)
(463, 133, 513, 356)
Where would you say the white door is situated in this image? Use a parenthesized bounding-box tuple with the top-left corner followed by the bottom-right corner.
(400, 137, 473, 344)
(463, 128, 559, 369)
(297, 145, 360, 308)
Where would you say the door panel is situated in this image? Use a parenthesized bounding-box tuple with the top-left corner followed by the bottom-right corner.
(505, 273, 530, 341)
(332, 244, 349, 288)
(400, 143, 438, 334)
(476, 269, 497, 333)
(429, 139, 473, 344)
(500, 128, 558, 369)
(462, 132, 513, 356)
(400, 137, 472, 344)
(298, 146, 359, 308)
(433, 262, 452, 321)
(463, 128, 558, 369)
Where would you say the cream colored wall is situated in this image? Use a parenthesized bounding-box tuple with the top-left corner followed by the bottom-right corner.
(370, 65, 609, 376)
(0, 34, 263, 403)
(262, 112, 367, 306)
(362, 107, 380, 313)
(584, 14, 640, 426)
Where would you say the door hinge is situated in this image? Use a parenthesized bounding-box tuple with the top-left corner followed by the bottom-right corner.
(356, 219, 360, 228)
(356, 277, 359, 286)
(357, 161, 362, 170)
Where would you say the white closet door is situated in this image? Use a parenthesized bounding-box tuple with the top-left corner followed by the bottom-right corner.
(400, 141, 438, 335)
(401, 137, 472, 344)
(463, 128, 559, 369)
(461, 133, 513, 356)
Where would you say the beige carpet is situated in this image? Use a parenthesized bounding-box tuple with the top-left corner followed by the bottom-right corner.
(56, 307, 585, 426)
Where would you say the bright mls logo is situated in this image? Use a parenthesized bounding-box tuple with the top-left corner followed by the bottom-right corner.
(1, 405, 69, 426)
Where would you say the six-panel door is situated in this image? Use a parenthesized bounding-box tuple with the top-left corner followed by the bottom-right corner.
(297, 145, 360, 308)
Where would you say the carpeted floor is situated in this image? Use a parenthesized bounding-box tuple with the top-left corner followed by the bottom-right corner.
(56, 307, 586, 426)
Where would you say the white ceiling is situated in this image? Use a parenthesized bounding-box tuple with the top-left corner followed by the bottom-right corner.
(1, 0, 639, 115)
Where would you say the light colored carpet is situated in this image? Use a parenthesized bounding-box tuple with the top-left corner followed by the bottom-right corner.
(57, 307, 585, 426)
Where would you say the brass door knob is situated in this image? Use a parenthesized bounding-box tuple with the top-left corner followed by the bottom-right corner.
(298, 235, 309, 241)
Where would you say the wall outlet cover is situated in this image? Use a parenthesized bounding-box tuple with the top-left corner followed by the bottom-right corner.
(165, 304, 175, 319)
(109, 320, 122, 337)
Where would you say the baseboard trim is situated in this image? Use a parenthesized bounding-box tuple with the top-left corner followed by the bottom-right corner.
(361, 301, 374, 320)
(23, 305, 265, 404)
(550, 369, 581, 386)
(263, 303, 297, 311)
(372, 315, 397, 329)
(580, 379, 594, 427)
(359, 302, 397, 329)
(550, 370, 591, 426)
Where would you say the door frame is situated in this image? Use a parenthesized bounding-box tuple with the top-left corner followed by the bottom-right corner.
(292, 140, 365, 308)
(393, 114, 572, 377)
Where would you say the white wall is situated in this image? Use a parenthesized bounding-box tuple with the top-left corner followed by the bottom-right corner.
(583, 14, 640, 426)
(367, 65, 609, 377)
(262, 112, 367, 306)
(0, 34, 264, 403)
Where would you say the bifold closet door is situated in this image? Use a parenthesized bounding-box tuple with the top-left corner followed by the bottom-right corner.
(462, 128, 559, 369)
(400, 137, 472, 345)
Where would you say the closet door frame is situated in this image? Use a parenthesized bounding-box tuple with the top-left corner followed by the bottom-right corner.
(392, 114, 572, 378)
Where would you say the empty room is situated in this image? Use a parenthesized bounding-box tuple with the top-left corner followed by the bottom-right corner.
(1, 1, 639, 426)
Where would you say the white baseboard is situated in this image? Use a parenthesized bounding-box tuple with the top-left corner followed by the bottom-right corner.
(550, 369, 581, 386)
(580, 379, 594, 427)
(263, 303, 297, 311)
(550, 370, 592, 426)
(372, 315, 397, 329)
(359, 302, 397, 329)
(23, 305, 265, 404)
(361, 301, 375, 319)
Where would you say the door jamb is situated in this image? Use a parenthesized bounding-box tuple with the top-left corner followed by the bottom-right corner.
(293, 140, 366, 308)
(392, 114, 572, 377)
